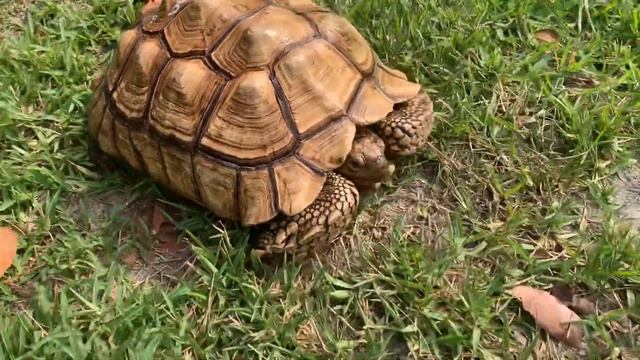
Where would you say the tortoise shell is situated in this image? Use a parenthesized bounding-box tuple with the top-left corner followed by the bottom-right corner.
(87, 0, 421, 226)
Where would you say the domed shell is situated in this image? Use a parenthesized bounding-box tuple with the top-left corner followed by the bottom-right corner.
(87, 0, 421, 225)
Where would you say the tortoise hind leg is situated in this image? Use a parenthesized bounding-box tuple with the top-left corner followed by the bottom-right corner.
(374, 93, 435, 158)
(253, 172, 359, 262)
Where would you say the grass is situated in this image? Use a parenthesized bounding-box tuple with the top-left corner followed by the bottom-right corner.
(1, 0, 639, 358)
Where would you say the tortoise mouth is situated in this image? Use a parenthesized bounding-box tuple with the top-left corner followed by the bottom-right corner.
(373, 162, 396, 183)
(336, 159, 395, 187)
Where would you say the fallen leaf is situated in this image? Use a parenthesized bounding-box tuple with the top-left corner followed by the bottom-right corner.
(151, 202, 183, 234)
(549, 283, 573, 303)
(0, 227, 19, 277)
(121, 249, 141, 268)
(133, 200, 181, 237)
(571, 297, 597, 316)
(550, 284, 597, 316)
(157, 232, 185, 253)
(534, 29, 560, 43)
(511, 285, 583, 347)
(151, 205, 170, 235)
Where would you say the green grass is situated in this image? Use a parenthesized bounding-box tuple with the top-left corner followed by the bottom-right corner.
(1, 0, 639, 358)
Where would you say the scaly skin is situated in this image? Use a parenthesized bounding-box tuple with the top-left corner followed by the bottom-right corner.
(336, 127, 395, 190)
(253, 172, 359, 261)
(255, 94, 435, 262)
(141, 1, 435, 262)
(374, 93, 435, 158)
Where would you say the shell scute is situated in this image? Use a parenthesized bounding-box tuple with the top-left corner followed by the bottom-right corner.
(90, 0, 425, 226)
(164, 1, 207, 54)
(161, 145, 199, 200)
(199, 70, 294, 163)
(308, 11, 374, 74)
(130, 128, 170, 186)
(348, 78, 395, 125)
(113, 121, 143, 171)
(149, 58, 224, 145)
(97, 110, 119, 158)
(374, 62, 421, 102)
(164, 0, 265, 54)
(105, 28, 139, 92)
(298, 117, 356, 171)
(194, 155, 239, 220)
(269, 0, 322, 12)
(274, 38, 361, 135)
(87, 88, 107, 139)
(211, 5, 315, 76)
(142, 0, 183, 33)
(239, 168, 277, 225)
(112, 37, 170, 122)
(273, 157, 326, 215)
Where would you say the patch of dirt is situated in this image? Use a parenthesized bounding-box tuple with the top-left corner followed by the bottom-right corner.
(326, 176, 453, 270)
(0, 0, 34, 39)
(69, 164, 454, 284)
(122, 199, 197, 287)
(67, 189, 136, 233)
(612, 162, 640, 232)
(68, 189, 196, 287)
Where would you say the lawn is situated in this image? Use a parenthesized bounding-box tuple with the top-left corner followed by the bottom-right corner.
(1, 0, 639, 358)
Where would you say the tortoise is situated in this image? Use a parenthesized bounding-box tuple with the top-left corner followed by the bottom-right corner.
(87, 0, 436, 261)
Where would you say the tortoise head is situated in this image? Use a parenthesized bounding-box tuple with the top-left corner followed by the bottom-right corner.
(336, 128, 395, 187)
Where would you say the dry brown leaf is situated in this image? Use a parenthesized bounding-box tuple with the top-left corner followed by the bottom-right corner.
(134, 201, 180, 237)
(157, 231, 184, 253)
(511, 285, 584, 348)
(549, 283, 573, 303)
(550, 284, 597, 316)
(571, 298, 597, 316)
(121, 249, 141, 268)
(0, 227, 19, 277)
(151, 205, 169, 235)
(534, 29, 560, 43)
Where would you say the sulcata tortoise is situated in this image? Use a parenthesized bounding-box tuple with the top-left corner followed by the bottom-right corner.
(87, 0, 436, 261)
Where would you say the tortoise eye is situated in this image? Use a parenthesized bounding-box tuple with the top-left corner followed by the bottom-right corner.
(350, 157, 365, 168)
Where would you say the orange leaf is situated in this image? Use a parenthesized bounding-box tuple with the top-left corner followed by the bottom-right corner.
(549, 283, 597, 316)
(534, 29, 560, 43)
(511, 285, 583, 347)
(121, 249, 141, 268)
(150, 202, 181, 235)
(0, 227, 19, 278)
(151, 205, 169, 235)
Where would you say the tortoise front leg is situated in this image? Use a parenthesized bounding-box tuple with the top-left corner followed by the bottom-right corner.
(253, 172, 359, 262)
(374, 93, 435, 158)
